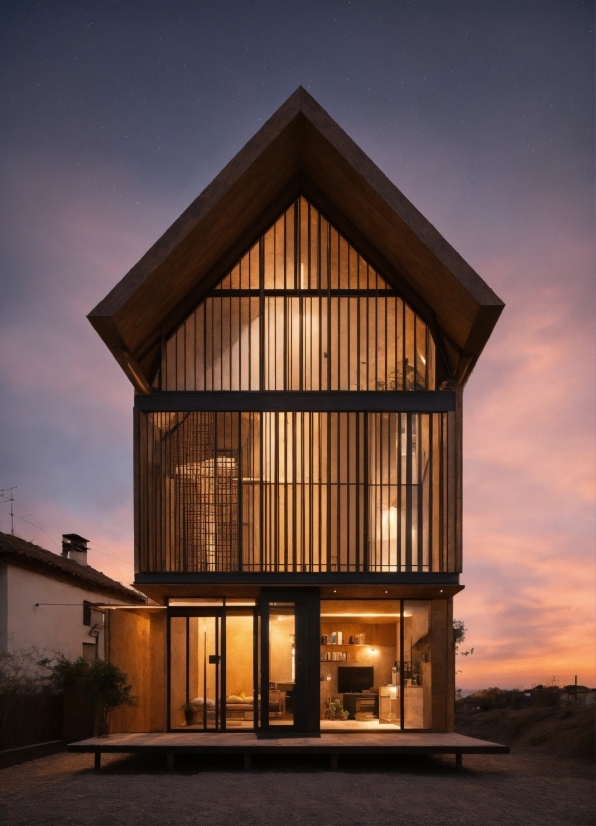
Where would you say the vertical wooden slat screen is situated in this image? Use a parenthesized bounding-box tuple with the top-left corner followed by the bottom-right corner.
(157, 197, 435, 393)
(137, 411, 455, 574)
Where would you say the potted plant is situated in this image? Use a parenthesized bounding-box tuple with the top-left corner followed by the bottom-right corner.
(42, 655, 137, 737)
(181, 702, 196, 725)
(325, 699, 349, 720)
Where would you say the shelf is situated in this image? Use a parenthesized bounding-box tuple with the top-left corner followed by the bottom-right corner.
(320, 644, 369, 648)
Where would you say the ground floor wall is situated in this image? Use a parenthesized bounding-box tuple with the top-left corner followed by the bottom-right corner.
(106, 609, 166, 732)
(106, 590, 455, 734)
(431, 598, 455, 732)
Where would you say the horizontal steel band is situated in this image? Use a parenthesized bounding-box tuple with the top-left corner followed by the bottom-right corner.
(135, 391, 456, 413)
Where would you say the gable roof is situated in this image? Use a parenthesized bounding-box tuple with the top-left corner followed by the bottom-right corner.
(0, 532, 146, 604)
(89, 87, 504, 390)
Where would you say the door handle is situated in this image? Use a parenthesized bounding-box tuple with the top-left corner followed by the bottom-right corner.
(209, 655, 220, 664)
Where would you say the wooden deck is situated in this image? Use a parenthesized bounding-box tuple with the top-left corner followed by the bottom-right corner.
(68, 731, 509, 771)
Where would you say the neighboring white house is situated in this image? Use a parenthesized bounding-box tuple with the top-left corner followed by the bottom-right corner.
(0, 532, 145, 662)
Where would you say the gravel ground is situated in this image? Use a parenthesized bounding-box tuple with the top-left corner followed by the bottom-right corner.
(0, 749, 593, 826)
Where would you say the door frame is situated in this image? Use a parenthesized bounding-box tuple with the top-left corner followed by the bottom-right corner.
(258, 588, 320, 737)
(167, 606, 258, 733)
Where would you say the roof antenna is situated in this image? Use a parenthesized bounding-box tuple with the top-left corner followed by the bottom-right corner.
(0, 487, 17, 535)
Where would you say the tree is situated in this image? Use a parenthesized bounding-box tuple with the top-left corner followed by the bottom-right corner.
(42, 655, 136, 736)
(453, 619, 474, 657)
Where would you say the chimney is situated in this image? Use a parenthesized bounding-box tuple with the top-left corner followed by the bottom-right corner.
(62, 534, 89, 566)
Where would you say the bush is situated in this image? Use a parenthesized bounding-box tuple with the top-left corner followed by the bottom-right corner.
(42, 655, 136, 736)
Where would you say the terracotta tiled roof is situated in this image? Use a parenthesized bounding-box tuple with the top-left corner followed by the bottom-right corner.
(0, 531, 145, 603)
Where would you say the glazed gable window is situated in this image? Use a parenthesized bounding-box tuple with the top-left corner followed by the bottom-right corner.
(158, 197, 436, 392)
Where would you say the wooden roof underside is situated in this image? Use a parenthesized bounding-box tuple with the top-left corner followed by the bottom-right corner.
(88, 87, 504, 392)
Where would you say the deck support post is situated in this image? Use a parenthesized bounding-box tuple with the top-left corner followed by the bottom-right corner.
(455, 753, 462, 771)
(94, 751, 101, 771)
(330, 752, 338, 771)
(243, 752, 252, 770)
(166, 752, 175, 771)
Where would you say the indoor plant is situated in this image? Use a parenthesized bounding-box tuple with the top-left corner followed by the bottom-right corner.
(326, 699, 349, 720)
(181, 702, 196, 725)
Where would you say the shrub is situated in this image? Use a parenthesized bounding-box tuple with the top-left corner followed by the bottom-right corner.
(41, 655, 136, 736)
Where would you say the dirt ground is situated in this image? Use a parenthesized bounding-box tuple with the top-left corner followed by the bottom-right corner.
(0, 748, 594, 826)
(455, 705, 595, 761)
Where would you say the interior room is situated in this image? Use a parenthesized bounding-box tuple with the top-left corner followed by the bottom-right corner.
(168, 604, 257, 731)
(319, 600, 432, 730)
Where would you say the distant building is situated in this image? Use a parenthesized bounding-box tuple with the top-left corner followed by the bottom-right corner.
(0, 532, 145, 661)
(560, 686, 595, 706)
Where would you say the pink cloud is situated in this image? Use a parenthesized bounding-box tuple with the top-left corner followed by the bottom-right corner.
(1, 149, 593, 691)
(456, 217, 595, 689)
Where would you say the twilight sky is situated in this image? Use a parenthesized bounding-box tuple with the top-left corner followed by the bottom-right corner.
(0, 1, 593, 689)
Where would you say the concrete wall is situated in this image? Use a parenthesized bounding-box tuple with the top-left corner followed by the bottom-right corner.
(0, 563, 133, 662)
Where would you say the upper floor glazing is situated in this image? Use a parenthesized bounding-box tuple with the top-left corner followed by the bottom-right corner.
(157, 197, 436, 393)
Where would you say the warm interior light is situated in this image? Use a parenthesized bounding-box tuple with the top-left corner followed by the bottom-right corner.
(381, 506, 398, 535)
(320, 612, 410, 618)
(300, 262, 307, 288)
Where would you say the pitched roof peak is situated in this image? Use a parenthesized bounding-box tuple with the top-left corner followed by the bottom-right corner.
(89, 89, 503, 389)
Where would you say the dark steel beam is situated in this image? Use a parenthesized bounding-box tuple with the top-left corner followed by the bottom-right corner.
(135, 572, 460, 586)
(135, 391, 456, 413)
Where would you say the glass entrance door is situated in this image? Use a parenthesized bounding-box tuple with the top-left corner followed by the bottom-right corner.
(266, 603, 296, 727)
(259, 590, 320, 735)
(169, 612, 223, 730)
(168, 606, 258, 731)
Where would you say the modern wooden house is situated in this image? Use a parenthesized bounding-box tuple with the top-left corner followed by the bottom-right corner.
(88, 88, 504, 739)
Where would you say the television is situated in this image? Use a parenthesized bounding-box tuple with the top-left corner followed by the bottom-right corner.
(337, 666, 374, 694)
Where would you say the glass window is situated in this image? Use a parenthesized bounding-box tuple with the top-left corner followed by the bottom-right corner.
(169, 615, 221, 730)
(320, 600, 400, 728)
(157, 198, 435, 392)
(268, 604, 295, 725)
(225, 612, 255, 729)
(403, 601, 431, 729)
(138, 411, 453, 574)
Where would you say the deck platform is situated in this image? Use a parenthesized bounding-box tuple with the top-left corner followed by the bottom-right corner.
(68, 731, 509, 771)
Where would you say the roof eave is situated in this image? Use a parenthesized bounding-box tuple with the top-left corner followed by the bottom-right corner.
(3, 552, 145, 603)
